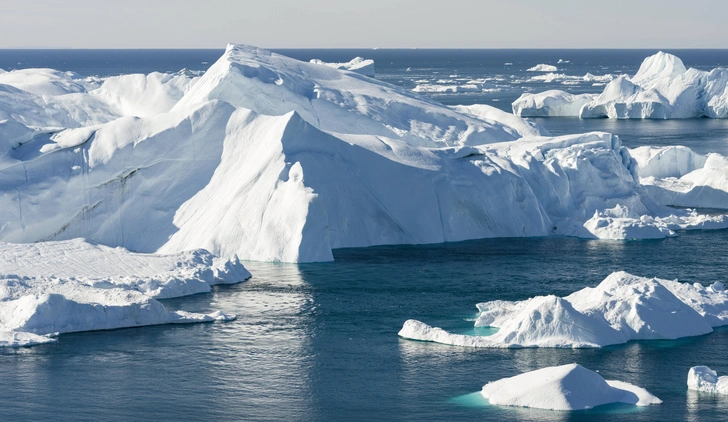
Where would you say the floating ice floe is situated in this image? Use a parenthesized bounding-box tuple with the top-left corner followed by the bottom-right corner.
(481, 364, 662, 410)
(512, 90, 598, 116)
(309, 57, 375, 77)
(399, 271, 728, 348)
(527, 64, 558, 72)
(0, 45, 726, 263)
(514, 51, 728, 119)
(688, 366, 728, 394)
(0, 239, 250, 347)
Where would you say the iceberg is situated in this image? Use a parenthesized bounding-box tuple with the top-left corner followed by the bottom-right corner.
(631, 146, 728, 210)
(0, 239, 249, 347)
(309, 57, 375, 77)
(688, 366, 728, 394)
(0, 44, 726, 263)
(481, 364, 662, 410)
(399, 271, 728, 348)
(512, 90, 598, 117)
(514, 51, 728, 119)
(527, 64, 558, 72)
(482, 364, 661, 410)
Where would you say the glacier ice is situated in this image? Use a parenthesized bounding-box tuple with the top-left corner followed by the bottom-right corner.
(527, 64, 558, 72)
(399, 271, 728, 348)
(0, 239, 249, 347)
(481, 364, 661, 410)
(514, 51, 728, 119)
(309, 57, 375, 77)
(688, 366, 728, 394)
(0, 44, 726, 263)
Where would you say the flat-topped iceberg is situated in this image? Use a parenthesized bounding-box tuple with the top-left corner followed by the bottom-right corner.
(0, 239, 249, 347)
(0, 44, 726, 263)
(688, 366, 728, 394)
(513, 51, 728, 119)
(400, 271, 728, 348)
(310, 57, 375, 77)
(481, 364, 661, 410)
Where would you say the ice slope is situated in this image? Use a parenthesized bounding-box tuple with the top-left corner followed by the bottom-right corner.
(631, 146, 728, 209)
(513, 52, 728, 119)
(1, 45, 726, 263)
(310, 57, 375, 77)
(481, 364, 661, 410)
(399, 271, 728, 348)
(0, 239, 250, 347)
(688, 366, 728, 394)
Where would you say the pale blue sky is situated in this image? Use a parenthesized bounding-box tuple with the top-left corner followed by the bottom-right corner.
(2, 0, 726, 48)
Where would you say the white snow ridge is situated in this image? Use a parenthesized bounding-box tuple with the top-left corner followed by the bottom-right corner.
(481, 364, 661, 410)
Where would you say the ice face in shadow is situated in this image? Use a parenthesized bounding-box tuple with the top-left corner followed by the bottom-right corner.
(513, 51, 728, 119)
(481, 363, 662, 410)
(399, 271, 727, 348)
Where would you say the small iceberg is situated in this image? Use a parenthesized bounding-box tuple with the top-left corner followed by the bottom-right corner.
(481, 363, 662, 410)
(309, 57, 375, 77)
(399, 271, 728, 348)
(527, 64, 558, 72)
(688, 366, 728, 394)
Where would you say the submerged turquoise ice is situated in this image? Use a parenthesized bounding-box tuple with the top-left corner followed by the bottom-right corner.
(1, 49, 728, 421)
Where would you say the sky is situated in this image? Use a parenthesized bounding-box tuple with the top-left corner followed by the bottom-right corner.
(1, 0, 727, 49)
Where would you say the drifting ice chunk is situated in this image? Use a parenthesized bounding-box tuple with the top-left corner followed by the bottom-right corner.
(513, 90, 598, 117)
(310, 57, 375, 77)
(481, 364, 661, 410)
(400, 271, 726, 348)
(527, 64, 558, 72)
(687, 366, 728, 394)
(583, 205, 676, 240)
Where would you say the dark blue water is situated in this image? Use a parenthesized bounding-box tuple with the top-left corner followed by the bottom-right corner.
(2, 49, 728, 421)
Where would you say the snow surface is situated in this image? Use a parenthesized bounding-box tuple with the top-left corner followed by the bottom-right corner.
(0, 239, 249, 347)
(481, 364, 662, 410)
(688, 366, 728, 394)
(514, 52, 728, 119)
(527, 64, 558, 72)
(310, 57, 375, 77)
(1, 44, 726, 263)
(399, 271, 728, 348)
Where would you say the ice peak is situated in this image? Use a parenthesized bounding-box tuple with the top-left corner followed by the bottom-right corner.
(632, 51, 687, 87)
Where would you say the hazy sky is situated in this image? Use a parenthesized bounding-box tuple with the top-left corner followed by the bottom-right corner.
(2, 0, 727, 49)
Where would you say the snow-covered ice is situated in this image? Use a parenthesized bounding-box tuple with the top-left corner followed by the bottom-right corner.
(512, 90, 598, 117)
(514, 52, 728, 119)
(0, 44, 727, 263)
(399, 271, 728, 348)
(527, 64, 558, 72)
(687, 366, 728, 394)
(310, 57, 375, 77)
(481, 364, 661, 410)
(0, 239, 250, 347)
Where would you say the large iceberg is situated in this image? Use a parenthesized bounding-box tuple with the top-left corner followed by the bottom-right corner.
(0, 44, 726, 263)
(688, 366, 728, 394)
(481, 364, 661, 410)
(0, 239, 249, 347)
(513, 51, 728, 119)
(399, 271, 728, 348)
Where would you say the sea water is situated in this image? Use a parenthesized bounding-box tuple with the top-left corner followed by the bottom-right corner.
(0, 49, 727, 421)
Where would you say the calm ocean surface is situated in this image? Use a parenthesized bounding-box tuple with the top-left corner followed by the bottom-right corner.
(1, 49, 727, 421)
